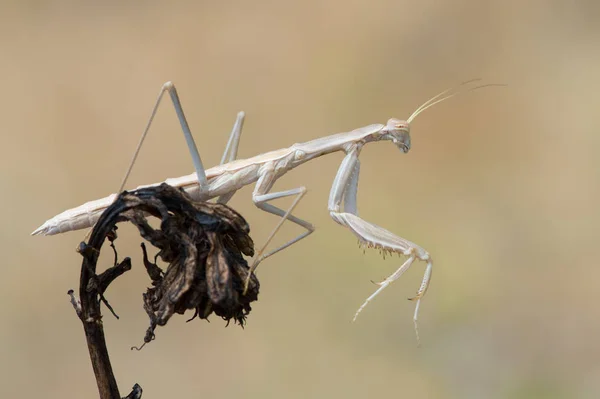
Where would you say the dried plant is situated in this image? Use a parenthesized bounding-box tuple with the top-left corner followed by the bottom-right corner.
(73, 183, 258, 398)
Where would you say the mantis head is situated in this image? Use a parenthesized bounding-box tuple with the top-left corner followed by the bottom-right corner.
(384, 118, 411, 153)
(384, 79, 505, 154)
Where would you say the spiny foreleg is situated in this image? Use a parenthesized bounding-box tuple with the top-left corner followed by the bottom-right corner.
(328, 145, 433, 342)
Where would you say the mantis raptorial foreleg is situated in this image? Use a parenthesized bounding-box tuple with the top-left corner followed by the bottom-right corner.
(328, 145, 433, 344)
(243, 168, 315, 292)
(343, 155, 360, 215)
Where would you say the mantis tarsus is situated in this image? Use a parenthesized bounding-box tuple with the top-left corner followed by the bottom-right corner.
(32, 79, 501, 342)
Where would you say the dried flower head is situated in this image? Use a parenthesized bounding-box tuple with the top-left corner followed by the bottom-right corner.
(80, 183, 259, 347)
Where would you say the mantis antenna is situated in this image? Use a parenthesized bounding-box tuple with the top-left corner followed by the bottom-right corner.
(408, 80, 507, 123)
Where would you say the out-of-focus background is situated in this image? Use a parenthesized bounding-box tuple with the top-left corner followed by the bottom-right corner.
(2, 1, 599, 398)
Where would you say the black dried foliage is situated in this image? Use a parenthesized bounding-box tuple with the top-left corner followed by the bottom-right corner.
(85, 184, 259, 345)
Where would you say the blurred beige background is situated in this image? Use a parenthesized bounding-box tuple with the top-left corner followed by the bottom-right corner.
(2, 1, 599, 398)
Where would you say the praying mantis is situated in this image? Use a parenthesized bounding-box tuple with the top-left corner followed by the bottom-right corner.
(32, 79, 501, 341)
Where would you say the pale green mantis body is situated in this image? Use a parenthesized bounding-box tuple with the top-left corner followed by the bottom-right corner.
(33, 80, 501, 342)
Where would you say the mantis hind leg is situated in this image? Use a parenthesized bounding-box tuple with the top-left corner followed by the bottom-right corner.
(82, 81, 210, 243)
(217, 111, 246, 204)
(220, 111, 245, 165)
(120, 82, 246, 205)
(119, 82, 209, 198)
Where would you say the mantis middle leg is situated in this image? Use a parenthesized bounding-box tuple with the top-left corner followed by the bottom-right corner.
(243, 166, 315, 293)
(328, 144, 433, 343)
